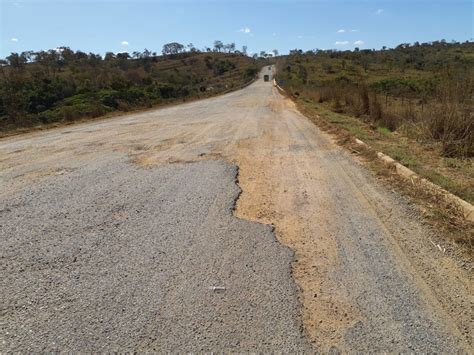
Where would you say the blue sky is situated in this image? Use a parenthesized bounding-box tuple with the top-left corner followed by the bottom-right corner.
(1, 0, 472, 58)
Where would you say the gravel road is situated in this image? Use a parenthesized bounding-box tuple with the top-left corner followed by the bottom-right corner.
(0, 68, 471, 352)
(0, 158, 310, 351)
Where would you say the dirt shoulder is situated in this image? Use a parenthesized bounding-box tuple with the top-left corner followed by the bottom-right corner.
(295, 98, 473, 252)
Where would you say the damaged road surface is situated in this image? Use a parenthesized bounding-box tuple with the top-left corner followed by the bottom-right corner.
(0, 69, 471, 352)
(0, 160, 309, 351)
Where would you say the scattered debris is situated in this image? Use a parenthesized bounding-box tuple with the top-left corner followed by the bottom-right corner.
(210, 286, 226, 292)
(430, 239, 446, 254)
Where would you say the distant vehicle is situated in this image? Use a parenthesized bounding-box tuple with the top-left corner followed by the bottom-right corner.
(268, 66, 271, 70)
(263, 75, 270, 82)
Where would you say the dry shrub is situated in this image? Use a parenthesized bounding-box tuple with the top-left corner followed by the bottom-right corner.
(117, 100, 131, 112)
(380, 111, 400, 132)
(422, 103, 473, 157)
(369, 93, 382, 121)
(360, 86, 370, 115)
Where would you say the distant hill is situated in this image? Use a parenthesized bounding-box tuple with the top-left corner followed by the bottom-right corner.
(0, 49, 259, 132)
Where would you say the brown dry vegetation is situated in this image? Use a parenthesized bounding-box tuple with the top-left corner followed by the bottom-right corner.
(276, 41, 473, 158)
(276, 41, 473, 209)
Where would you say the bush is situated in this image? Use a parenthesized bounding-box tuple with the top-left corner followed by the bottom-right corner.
(423, 103, 473, 157)
(99, 89, 121, 108)
(244, 66, 259, 78)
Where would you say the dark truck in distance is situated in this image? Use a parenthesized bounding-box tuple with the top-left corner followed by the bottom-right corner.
(263, 74, 270, 82)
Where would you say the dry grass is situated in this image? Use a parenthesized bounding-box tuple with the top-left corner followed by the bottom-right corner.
(297, 99, 473, 254)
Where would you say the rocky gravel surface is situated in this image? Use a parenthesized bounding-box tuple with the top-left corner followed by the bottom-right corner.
(0, 159, 311, 352)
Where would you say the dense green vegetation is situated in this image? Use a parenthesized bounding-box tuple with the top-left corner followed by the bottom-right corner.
(0, 44, 259, 132)
(277, 41, 474, 158)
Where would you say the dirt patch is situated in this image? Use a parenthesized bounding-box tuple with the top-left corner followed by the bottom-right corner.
(14, 167, 76, 183)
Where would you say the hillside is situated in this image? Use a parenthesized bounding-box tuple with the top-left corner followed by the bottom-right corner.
(276, 41, 473, 156)
(0, 49, 259, 132)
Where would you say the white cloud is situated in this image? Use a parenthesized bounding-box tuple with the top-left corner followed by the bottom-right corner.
(238, 27, 251, 34)
(350, 29, 358, 32)
(335, 41, 349, 46)
(354, 40, 365, 45)
(375, 9, 384, 15)
(11, 38, 19, 42)
(297, 35, 303, 39)
(121, 41, 129, 46)
(337, 29, 345, 33)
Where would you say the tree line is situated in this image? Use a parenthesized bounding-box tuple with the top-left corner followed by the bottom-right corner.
(0, 40, 281, 69)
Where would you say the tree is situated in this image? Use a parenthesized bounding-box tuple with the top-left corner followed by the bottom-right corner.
(162, 42, 185, 55)
(116, 52, 130, 60)
(20, 51, 35, 63)
(259, 51, 267, 58)
(272, 49, 279, 57)
(213, 40, 224, 52)
(104, 52, 116, 61)
(142, 48, 152, 58)
(289, 49, 303, 55)
(297, 65, 307, 83)
(74, 50, 88, 61)
(87, 53, 102, 66)
(6, 53, 27, 68)
(224, 42, 235, 53)
(56, 47, 76, 65)
(242, 45, 248, 55)
(187, 43, 197, 52)
(132, 51, 141, 59)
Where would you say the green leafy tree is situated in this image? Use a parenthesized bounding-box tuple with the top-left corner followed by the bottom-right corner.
(162, 42, 185, 55)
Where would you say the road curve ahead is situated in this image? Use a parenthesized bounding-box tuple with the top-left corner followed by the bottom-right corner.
(0, 67, 471, 352)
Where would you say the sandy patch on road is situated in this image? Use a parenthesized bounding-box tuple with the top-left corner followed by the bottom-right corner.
(233, 140, 359, 349)
(230, 114, 361, 350)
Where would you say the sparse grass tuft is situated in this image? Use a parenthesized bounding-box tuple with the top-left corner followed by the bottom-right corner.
(377, 127, 392, 136)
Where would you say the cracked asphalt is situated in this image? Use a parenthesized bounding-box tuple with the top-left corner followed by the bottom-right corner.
(0, 158, 310, 352)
